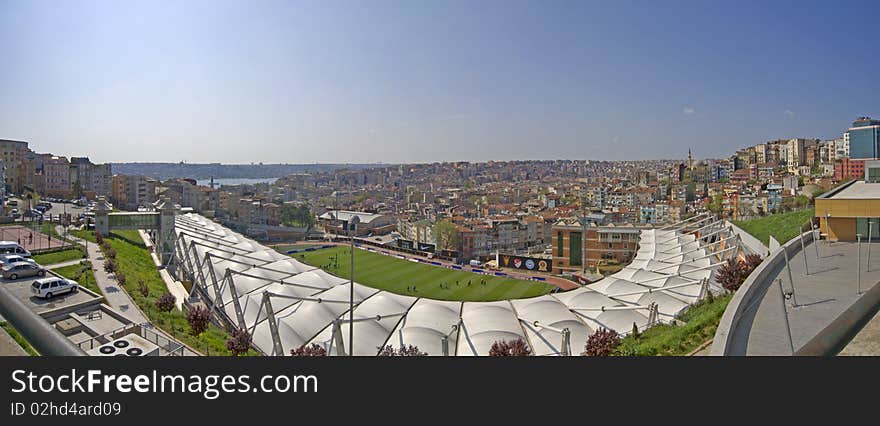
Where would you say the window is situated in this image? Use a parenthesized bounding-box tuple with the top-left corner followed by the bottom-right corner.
(557, 231, 563, 254)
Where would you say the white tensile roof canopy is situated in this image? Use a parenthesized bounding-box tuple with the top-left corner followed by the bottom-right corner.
(171, 213, 736, 356)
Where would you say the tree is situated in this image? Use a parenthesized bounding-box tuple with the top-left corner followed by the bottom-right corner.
(291, 344, 327, 357)
(489, 338, 531, 356)
(715, 254, 762, 292)
(583, 328, 621, 356)
(103, 258, 117, 274)
(377, 345, 427, 356)
(226, 328, 252, 356)
(186, 306, 211, 336)
(155, 292, 176, 312)
(432, 219, 459, 251)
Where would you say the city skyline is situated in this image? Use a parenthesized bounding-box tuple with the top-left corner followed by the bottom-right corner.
(1, 0, 878, 164)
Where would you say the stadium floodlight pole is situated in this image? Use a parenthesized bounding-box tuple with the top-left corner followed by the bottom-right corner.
(349, 215, 360, 356)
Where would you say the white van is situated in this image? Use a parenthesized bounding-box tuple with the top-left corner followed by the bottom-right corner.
(31, 277, 78, 299)
(0, 241, 31, 257)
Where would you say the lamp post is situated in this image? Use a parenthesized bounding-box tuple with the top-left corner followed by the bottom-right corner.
(348, 215, 360, 356)
(868, 220, 873, 273)
(857, 233, 863, 295)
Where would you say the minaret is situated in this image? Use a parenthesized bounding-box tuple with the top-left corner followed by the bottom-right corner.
(688, 149, 694, 171)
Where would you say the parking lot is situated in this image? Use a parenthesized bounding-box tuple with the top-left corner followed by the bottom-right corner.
(1, 274, 101, 318)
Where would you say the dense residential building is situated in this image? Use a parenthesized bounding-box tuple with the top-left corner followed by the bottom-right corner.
(111, 174, 158, 210)
(0, 139, 32, 194)
(39, 154, 71, 197)
(69, 157, 112, 198)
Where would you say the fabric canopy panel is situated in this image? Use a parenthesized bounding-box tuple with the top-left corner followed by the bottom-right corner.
(172, 214, 732, 356)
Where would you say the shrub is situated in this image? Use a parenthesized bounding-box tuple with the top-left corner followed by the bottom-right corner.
(377, 344, 427, 356)
(186, 306, 211, 336)
(105, 248, 116, 259)
(103, 258, 117, 274)
(95, 232, 104, 245)
(583, 328, 621, 356)
(489, 338, 531, 356)
(226, 328, 252, 356)
(115, 271, 127, 287)
(137, 279, 149, 297)
(715, 254, 763, 293)
(155, 292, 176, 312)
(291, 344, 327, 356)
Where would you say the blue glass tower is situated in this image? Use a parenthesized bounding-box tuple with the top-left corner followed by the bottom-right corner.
(848, 117, 880, 159)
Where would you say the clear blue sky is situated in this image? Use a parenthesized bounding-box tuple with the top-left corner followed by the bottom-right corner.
(1, 0, 877, 164)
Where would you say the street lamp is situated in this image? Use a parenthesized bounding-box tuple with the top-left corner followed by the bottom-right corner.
(857, 233, 863, 295)
(348, 214, 360, 356)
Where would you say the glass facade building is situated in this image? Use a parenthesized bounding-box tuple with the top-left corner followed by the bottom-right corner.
(847, 118, 880, 159)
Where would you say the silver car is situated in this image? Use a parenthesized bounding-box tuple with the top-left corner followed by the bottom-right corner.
(2, 262, 47, 280)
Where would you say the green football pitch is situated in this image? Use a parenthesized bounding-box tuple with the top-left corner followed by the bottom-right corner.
(293, 245, 556, 302)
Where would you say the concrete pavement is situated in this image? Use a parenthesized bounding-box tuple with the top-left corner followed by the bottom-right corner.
(56, 226, 149, 325)
(726, 237, 880, 355)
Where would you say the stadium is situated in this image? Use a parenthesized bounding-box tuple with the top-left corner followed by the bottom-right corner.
(169, 213, 742, 356)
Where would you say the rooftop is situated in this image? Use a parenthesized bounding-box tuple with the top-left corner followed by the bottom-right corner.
(823, 180, 880, 200)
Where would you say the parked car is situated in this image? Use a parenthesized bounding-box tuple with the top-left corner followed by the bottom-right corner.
(31, 277, 77, 299)
(2, 262, 46, 280)
(0, 241, 31, 257)
(0, 254, 37, 266)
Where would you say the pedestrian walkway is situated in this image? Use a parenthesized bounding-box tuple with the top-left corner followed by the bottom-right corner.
(56, 226, 148, 324)
(45, 259, 85, 270)
(726, 238, 880, 355)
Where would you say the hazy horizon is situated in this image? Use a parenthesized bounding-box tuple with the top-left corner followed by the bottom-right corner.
(1, 0, 878, 164)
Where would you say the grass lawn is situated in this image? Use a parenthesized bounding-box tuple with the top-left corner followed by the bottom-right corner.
(733, 208, 814, 246)
(70, 229, 97, 243)
(53, 262, 101, 295)
(0, 321, 39, 356)
(33, 248, 85, 265)
(111, 230, 146, 246)
(78, 231, 257, 356)
(295, 245, 555, 302)
(612, 293, 733, 356)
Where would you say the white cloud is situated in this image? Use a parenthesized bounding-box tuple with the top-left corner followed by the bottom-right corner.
(683, 107, 696, 116)
(784, 109, 795, 118)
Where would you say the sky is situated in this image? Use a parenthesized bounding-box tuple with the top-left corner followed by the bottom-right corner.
(1, 0, 878, 164)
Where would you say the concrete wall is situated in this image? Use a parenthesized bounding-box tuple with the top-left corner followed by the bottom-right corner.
(711, 230, 815, 355)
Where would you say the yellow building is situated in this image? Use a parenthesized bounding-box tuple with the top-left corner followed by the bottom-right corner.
(816, 178, 880, 242)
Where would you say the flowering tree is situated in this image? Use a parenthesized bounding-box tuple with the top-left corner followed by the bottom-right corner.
(377, 345, 427, 356)
(155, 292, 176, 312)
(226, 328, 252, 356)
(583, 328, 621, 356)
(489, 338, 531, 356)
(291, 344, 327, 356)
(186, 306, 211, 336)
(715, 254, 763, 292)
